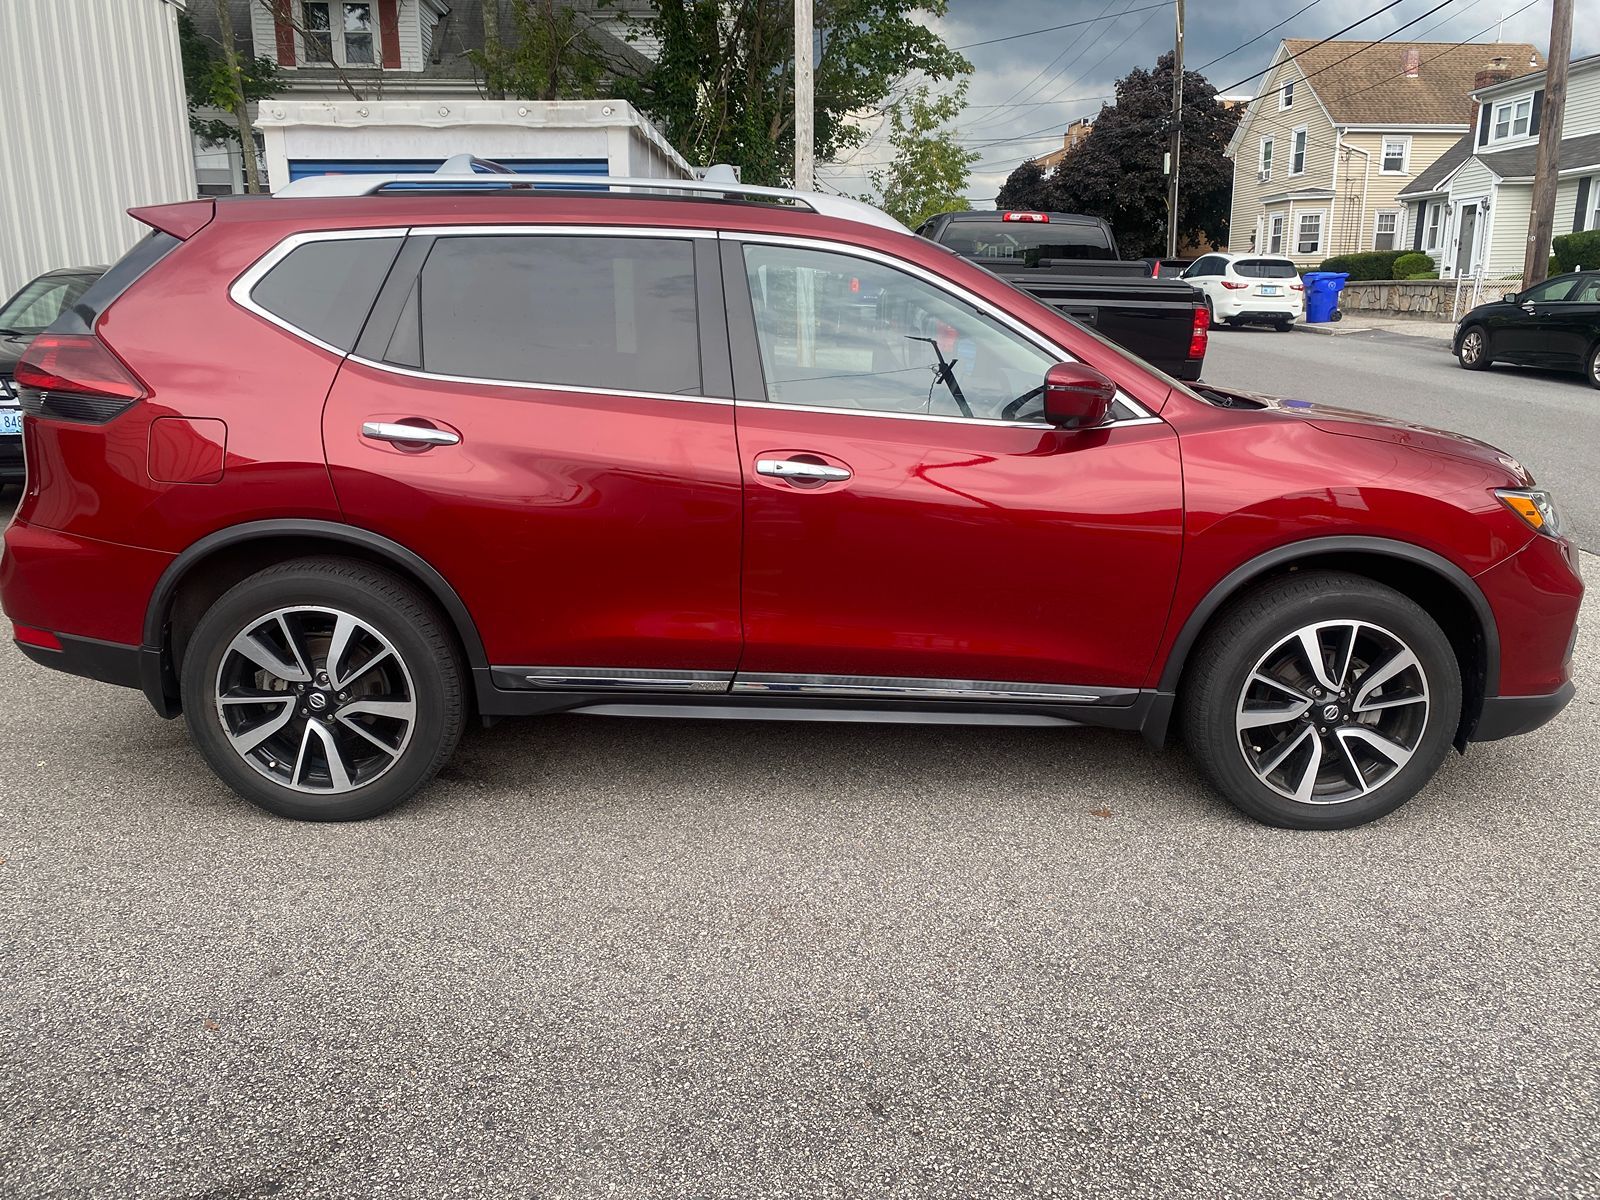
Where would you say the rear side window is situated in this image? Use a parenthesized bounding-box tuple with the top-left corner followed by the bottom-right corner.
(1233, 259, 1299, 279)
(249, 235, 402, 351)
(392, 235, 701, 395)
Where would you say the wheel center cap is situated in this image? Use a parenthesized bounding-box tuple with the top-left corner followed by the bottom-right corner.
(1322, 703, 1342, 722)
(308, 692, 329, 712)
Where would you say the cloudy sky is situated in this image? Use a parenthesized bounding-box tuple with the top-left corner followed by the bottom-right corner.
(816, 0, 1599, 206)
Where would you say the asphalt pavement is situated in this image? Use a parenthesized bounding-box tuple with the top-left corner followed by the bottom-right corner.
(1203, 325, 1600, 552)
(1, 473, 1597, 1197)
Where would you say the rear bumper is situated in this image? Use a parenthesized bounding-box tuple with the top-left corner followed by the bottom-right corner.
(1216, 297, 1302, 321)
(1471, 682, 1575, 741)
(13, 630, 144, 690)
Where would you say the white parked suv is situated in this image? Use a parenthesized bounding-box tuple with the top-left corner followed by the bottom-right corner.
(1181, 253, 1304, 331)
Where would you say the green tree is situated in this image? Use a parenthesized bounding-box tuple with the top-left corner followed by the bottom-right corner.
(994, 158, 1051, 211)
(1001, 53, 1239, 256)
(860, 84, 977, 228)
(180, 6, 279, 191)
(619, 0, 970, 186)
(469, 0, 612, 102)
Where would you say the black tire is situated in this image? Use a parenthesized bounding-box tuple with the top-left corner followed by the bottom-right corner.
(1457, 324, 1492, 371)
(1273, 319, 1293, 332)
(1180, 571, 1462, 830)
(1203, 297, 1216, 326)
(181, 557, 466, 821)
(1586, 342, 1600, 390)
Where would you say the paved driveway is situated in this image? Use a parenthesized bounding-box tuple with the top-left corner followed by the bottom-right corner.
(0, 483, 1596, 1197)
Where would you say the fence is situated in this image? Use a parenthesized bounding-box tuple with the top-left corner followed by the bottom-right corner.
(1451, 273, 1525, 324)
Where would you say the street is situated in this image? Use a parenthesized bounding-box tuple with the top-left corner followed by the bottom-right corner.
(1204, 326, 1600, 552)
(1, 331, 1597, 1198)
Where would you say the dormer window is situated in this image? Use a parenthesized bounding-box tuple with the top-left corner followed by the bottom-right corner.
(1280, 80, 1295, 110)
(1491, 95, 1532, 142)
(302, 2, 375, 67)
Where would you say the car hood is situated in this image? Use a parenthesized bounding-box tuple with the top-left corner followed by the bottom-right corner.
(1194, 382, 1534, 484)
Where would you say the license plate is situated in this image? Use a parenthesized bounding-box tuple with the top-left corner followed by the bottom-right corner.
(1259, 286, 1281, 296)
(0, 410, 21, 436)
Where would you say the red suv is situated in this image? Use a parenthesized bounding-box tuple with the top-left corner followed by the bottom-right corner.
(0, 166, 1582, 829)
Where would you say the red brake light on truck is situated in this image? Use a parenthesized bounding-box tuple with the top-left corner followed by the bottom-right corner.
(1001, 212, 1048, 223)
(14, 334, 147, 424)
(1188, 304, 1209, 361)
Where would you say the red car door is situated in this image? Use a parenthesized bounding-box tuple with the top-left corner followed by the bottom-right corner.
(322, 229, 743, 684)
(723, 238, 1183, 694)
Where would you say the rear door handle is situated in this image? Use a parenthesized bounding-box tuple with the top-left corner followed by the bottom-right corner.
(361, 421, 460, 447)
(755, 458, 851, 483)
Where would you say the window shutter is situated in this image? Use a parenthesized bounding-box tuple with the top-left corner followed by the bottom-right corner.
(1412, 206, 1426, 250)
(1530, 90, 1544, 137)
(273, 3, 296, 66)
(378, 0, 402, 69)
(1577, 178, 1593, 233)
(1478, 103, 1492, 146)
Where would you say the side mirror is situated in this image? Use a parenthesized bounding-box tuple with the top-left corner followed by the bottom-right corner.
(1043, 362, 1116, 430)
(1502, 291, 1519, 304)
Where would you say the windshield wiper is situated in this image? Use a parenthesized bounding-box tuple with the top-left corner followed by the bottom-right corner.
(904, 335, 972, 419)
(0, 327, 27, 337)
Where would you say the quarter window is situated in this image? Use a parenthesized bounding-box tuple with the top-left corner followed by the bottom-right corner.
(396, 235, 703, 395)
(249, 235, 401, 351)
(1291, 128, 1307, 175)
(1296, 212, 1324, 256)
(741, 244, 1057, 422)
(1373, 211, 1398, 251)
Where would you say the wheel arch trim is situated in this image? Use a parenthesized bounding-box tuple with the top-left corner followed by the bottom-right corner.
(1155, 535, 1501, 697)
(142, 519, 490, 676)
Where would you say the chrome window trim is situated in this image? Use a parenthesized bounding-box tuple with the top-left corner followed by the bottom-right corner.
(734, 398, 1161, 431)
(408, 223, 718, 240)
(510, 667, 732, 693)
(722, 230, 1156, 424)
(228, 227, 410, 357)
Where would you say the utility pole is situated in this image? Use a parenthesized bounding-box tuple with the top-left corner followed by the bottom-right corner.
(1165, 0, 1185, 259)
(1523, 0, 1573, 286)
(794, 0, 815, 190)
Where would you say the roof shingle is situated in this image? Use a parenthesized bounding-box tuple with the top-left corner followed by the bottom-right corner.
(1280, 39, 1544, 126)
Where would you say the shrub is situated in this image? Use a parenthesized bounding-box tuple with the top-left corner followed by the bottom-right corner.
(1316, 250, 1409, 280)
(1549, 255, 1562, 278)
(1551, 230, 1600, 273)
(1393, 252, 1432, 277)
(1405, 269, 1439, 280)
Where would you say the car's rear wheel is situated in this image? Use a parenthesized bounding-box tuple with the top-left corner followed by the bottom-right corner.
(1457, 325, 1492, 370)
(1180, 571, 1461, 829)
(181, 558, 466, 821)
(1273, 319, 1293, 332)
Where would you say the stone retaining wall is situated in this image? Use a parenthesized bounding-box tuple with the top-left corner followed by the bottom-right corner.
(1336, 280, 1457, 316)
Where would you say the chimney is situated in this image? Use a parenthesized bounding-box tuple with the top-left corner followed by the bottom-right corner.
(1470, 55, 1515, 133)
(1402, 48, 1421, 79)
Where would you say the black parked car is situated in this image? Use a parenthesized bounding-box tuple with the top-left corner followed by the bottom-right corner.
(1454, 269, 1600, 388)
(0, 265, 107, 483)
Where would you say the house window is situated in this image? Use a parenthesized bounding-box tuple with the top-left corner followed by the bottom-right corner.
(301, 2, 375, 66)
(1290, 127, 1307, 175)
(1491, 96, 1533, 142)
(1268, 214, 1285, 255)
(1425, 202, 1444, 251)
(1297, 211, 1324, 256)
(1381, 138, 1409, 174)
(1259, 138, 1273, 179)
(1280, 80, 1295, 110)
(1590, 177, 1600, 230)
(1373, 211, 1399, 251)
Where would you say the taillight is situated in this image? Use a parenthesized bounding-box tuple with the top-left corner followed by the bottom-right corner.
(1291, 282, 1305, 291)
(1221, 280, 1249, 290)
(13, 333, 146, 424)
(1188, 305, 1209, 361)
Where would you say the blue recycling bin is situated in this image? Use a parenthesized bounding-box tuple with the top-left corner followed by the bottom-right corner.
(1303, 271, 1349, 323)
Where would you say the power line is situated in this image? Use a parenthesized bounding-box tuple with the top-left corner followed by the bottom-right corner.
(951, 1, 1171, 51)
(961, 0, 1134, 132)
(1190, 0, 1326, 74)
(1214, 0, 1423, 94)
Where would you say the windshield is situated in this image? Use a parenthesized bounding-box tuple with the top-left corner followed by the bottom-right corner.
(1233, 259, 1299, 279)
(937, 221, 1112, 264)
(0, 273, 98, 336)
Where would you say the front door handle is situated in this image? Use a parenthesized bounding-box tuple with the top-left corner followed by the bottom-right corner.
(756, 458, 851, 483)
(361, 421, 460, 447)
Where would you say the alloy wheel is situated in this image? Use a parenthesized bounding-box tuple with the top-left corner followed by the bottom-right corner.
(214, 606, 417, 795)
(1460, 329, 1485, 365)
(1235, 620, 1430, 805)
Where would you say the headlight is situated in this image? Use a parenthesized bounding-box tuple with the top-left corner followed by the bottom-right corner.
(1496, 488, 1564, 538)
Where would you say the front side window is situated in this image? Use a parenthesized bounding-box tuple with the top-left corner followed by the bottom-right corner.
(1373, 211, 1398, 251)
(1268, 214, 1285, 255)
(1297, 212, 1323, 256)
(1381, 138, 1408, 173)
(741, 244, 1057, 422)
(1291, 128, 1307, 175)
(1521, 277, 1578, 304)
(301, 1, 375, 66)
(396, 235, 702, 395)
(1425, 202, 1443, 251)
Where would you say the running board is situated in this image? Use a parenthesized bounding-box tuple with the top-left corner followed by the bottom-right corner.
(571, 703, 1081, 727)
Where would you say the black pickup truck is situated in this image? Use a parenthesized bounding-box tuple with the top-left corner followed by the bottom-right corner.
(915, 210, 1208, 380)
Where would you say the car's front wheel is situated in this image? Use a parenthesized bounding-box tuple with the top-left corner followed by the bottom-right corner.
(1457, 325, 1492, 370)
(181, 558, 466, 821)
(1586, 342, 1600, 390)
(1181, 571, 1461, 829)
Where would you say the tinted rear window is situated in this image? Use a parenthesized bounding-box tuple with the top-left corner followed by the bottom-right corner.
(1233, 259, 1298, 279)
(935, 221, 1112, 264)
(400, 235, 701, 395)
(251, 236, 402, 350)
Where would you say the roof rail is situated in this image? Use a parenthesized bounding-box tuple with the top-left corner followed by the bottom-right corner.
(273, 155, 909, 234)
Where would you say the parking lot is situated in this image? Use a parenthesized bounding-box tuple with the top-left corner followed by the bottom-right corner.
(2, 335, 1598, 1198)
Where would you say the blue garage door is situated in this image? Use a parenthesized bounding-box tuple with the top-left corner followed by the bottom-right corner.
(286, 158, 611, 190)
